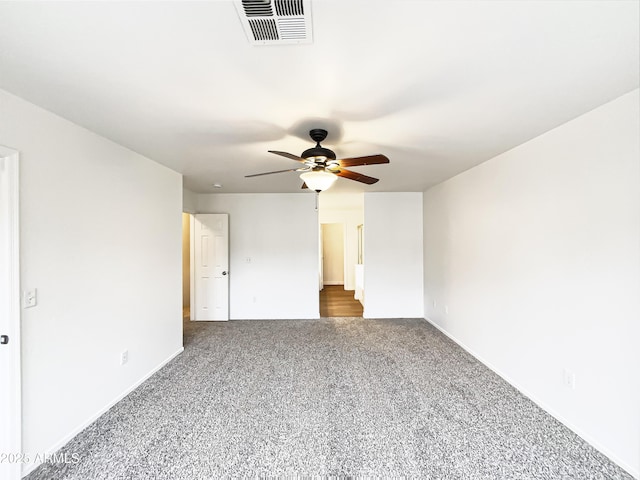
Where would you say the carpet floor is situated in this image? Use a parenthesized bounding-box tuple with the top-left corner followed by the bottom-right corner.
(27, 317, 632, 479)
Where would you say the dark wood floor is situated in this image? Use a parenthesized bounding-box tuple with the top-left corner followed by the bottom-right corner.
(319, 285, 364, 317)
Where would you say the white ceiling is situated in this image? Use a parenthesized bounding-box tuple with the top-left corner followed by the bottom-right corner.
(1, 1, 638, 194)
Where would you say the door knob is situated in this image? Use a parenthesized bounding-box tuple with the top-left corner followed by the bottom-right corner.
(0, 335, 8, 345)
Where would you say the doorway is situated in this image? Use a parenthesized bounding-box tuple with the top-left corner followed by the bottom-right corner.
(192, 214, 229, 321)
(317, 193, 365, 317)
(183, 213, 230, 322)
(319, 221, 363, 317)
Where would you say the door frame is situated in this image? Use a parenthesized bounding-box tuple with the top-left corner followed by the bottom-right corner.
(189, 214, 195, 320)
(0, 146, 21, 480)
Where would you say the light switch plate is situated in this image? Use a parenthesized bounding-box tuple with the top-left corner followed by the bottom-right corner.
(23, 288, 37, 308)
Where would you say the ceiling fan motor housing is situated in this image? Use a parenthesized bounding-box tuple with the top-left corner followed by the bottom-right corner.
(302, 129, 336, 160)
(301, 146, 336, 160)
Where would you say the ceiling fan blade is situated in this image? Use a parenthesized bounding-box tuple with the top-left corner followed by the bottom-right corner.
(301, 182, 308, 189)
(338, 154, 389, 168)
(336, 169, 380, 185)
(268, 150, 307, 162)
(245, 168, 300, 178)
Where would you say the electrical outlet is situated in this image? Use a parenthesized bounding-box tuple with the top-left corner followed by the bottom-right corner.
(563, 368, 575, 390)
(120, 350, 129, 366)
(23, 288, 37, 308)
(245, 257, 252, 264)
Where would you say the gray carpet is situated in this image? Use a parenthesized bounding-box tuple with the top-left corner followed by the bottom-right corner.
(27, 317, 632, 479)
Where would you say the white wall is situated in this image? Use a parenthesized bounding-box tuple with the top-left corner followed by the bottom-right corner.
(321, 223, 345, 285)
(319, 193, 364, 290)
(423, 89, 640, 477)
(183, 188, 198, 213)
(363, 192, 424, 318)
(197, 193, 319, 319)
(0, 89, 184, 474)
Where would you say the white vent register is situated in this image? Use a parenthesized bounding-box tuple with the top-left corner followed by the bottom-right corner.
(234, 0, 313, 45)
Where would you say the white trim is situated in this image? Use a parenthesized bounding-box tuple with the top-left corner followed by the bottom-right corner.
(21, 347, 184, 478)
(423, 317, 639, 479)
(0, 147, 20, 480)
(189, 214, 195, 321)
(341, 222, 348, 289)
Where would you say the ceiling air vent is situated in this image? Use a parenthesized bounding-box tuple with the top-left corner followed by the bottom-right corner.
(234, 0, 312, 45)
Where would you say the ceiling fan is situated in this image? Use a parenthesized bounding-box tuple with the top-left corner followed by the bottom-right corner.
(245, 129, 390, 192)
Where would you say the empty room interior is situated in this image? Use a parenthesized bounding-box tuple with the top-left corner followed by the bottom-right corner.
(0, 1, 638, 479)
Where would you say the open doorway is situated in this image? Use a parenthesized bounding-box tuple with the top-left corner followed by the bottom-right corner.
(318, 193, 365, 317)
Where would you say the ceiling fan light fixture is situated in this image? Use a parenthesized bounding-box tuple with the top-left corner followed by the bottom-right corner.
(300, 170, 337, 192)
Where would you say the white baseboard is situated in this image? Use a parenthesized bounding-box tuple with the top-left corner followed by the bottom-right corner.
(21, 347, 184, 478)
(423, 317, 638, 479)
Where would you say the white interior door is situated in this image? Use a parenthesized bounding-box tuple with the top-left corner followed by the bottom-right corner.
(0, 149, 21, 480)
(193, 214, 229, 321)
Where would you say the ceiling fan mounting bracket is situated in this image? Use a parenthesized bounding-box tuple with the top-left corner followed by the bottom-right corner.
(309, 128, 328, 143)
